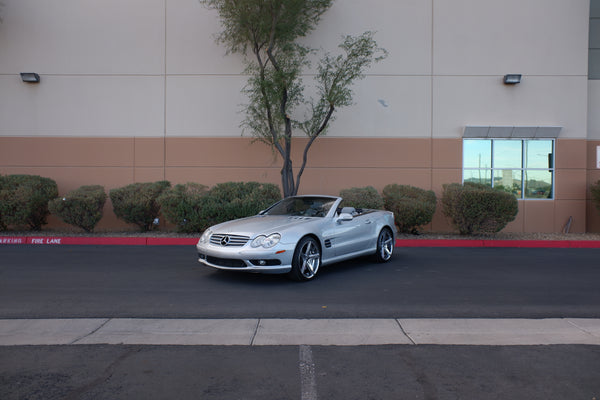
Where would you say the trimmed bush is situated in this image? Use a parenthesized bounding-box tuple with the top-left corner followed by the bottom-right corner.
(592, 180, 600, 213)
(442, 182, 518, 235)
(49, 185, 107, 232)
(0, 174, 59, 231)
(382, 184, 436, 234)
(109, 181, 171, 231)
(339, 186, 384, 210)
(200, 182, 282, 228)
(157, 183, 210, 233)
(158, 181, 281, 232)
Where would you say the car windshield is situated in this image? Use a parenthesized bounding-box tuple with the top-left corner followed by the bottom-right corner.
(265, 197, 336, 218)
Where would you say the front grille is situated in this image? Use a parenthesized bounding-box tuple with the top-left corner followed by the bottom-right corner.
(210, 234, 249, 247)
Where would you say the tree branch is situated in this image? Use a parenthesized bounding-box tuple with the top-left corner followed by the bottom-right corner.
(294, 104, 335, 194)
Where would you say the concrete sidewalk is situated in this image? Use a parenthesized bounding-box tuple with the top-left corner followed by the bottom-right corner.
(1, 318, 599, 346)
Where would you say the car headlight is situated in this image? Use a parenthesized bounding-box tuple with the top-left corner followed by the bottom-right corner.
(198, 229, 212, 244)
(251, 233, 281, 248)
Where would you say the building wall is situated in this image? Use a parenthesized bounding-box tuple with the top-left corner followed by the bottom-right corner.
(0, 0, 596, 232)
(589, 0, 600, 232)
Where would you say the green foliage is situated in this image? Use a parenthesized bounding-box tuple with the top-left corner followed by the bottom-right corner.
(200, 182, 282, 229)
(591, 180, 600, 213)
(339, 186, 384, 210)
(0, 174, 59, 231)
(158, 181, 282, 233)
(109, 181, 171, 231)
(441, 183, 519, 235)
(48, 185, 107, 232)
(157, 183, 211, 233)
(201, 0, 386, 196)
(382, 184, 437, 234)
(201, 0, 333, 55)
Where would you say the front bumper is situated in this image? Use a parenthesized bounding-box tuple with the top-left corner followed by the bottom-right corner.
(196, 242, 294, 274)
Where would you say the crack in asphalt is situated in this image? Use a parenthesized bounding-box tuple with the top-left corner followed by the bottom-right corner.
(63, 346, 142, 400)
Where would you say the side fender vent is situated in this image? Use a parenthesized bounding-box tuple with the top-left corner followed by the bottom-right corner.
(324, 239, 332, 248)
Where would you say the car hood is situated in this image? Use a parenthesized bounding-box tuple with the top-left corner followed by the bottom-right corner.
(210, 215, 318, 236)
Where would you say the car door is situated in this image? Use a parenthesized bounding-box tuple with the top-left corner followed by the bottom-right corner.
(330, 214, 377, 257)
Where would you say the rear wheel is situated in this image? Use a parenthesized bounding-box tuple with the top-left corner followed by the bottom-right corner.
(288, 236, 321, 281)
(374, 228, 394, 262)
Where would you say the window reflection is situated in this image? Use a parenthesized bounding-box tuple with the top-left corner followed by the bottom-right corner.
(463, 140, 491, 168)
(494, 170, 522, 197)
(525, 141, 553, 169)
(462, 139, 554, 200)
(493, 141, 522, 168)
(525, 170, 553, 199)
(463, 169, 491, 186)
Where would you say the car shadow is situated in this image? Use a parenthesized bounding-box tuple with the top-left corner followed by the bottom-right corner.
(204, 268, 295, 285)
(318, 255, 395, 277)
(201, 254, 396, 284)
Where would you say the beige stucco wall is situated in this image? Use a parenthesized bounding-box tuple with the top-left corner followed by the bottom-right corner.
(0, 0, 590, 140)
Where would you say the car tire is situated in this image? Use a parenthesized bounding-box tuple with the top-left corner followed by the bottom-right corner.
(288, 236, 321, 281)
(374, 227, 394, 263)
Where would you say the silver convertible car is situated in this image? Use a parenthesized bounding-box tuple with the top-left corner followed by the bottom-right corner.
(196, 195, 396, 281)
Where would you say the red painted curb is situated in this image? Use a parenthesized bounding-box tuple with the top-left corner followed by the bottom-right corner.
(0, 237, 27, 245)
(146, 237, 198, 246)
(0, 236, 190, 246)
(396, 239, 485, 247)
(28, 237, 148, 245)
(396, 239, 600, 248)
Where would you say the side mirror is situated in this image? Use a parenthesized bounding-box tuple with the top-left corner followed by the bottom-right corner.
(337, 213, 353, 223)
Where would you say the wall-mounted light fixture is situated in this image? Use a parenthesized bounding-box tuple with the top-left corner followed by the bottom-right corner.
(20, 73, 41, 83)
(503, 74, 521, 85)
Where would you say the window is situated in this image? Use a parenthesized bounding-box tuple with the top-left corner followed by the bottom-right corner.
(463, 139, 554, 199)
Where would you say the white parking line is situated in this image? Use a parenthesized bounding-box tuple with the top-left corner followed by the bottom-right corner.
(299, 345, 318, 400)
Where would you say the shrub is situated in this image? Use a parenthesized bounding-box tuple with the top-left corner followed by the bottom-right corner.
(592, 180, 600, 213)
(157, 183, 210, 233)
(382, 184, 436, 234)
(200, 182, 282, 228)
(158, 181, 282, 232)
(48, 185, 107, 232)
(0, 174, 59, 231)
(339, 186, 384, 210)
(441, 182, 518, 235)
(109, 181, 171, 231)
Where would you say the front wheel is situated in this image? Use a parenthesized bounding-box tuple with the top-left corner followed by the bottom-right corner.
(374, 228, 394, 263)
(288, 236, 321, 281)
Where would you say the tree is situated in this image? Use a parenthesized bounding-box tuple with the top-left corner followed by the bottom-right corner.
(201, 0, 386, 196)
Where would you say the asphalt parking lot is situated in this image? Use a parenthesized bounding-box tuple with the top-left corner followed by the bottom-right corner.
(1, 245, 599, 399)
(2, 344, 599, 400)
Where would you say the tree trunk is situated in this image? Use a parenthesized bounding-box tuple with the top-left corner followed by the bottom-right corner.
(281, 161, 296, 197)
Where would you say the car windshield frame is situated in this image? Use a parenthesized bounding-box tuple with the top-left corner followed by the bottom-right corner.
(264, 196, 337, 218)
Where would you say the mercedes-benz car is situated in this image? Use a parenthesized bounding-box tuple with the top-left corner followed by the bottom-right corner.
(196, 195, 396, 281)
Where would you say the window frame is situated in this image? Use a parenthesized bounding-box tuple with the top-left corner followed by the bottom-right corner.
(462, 138, 555, 200)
